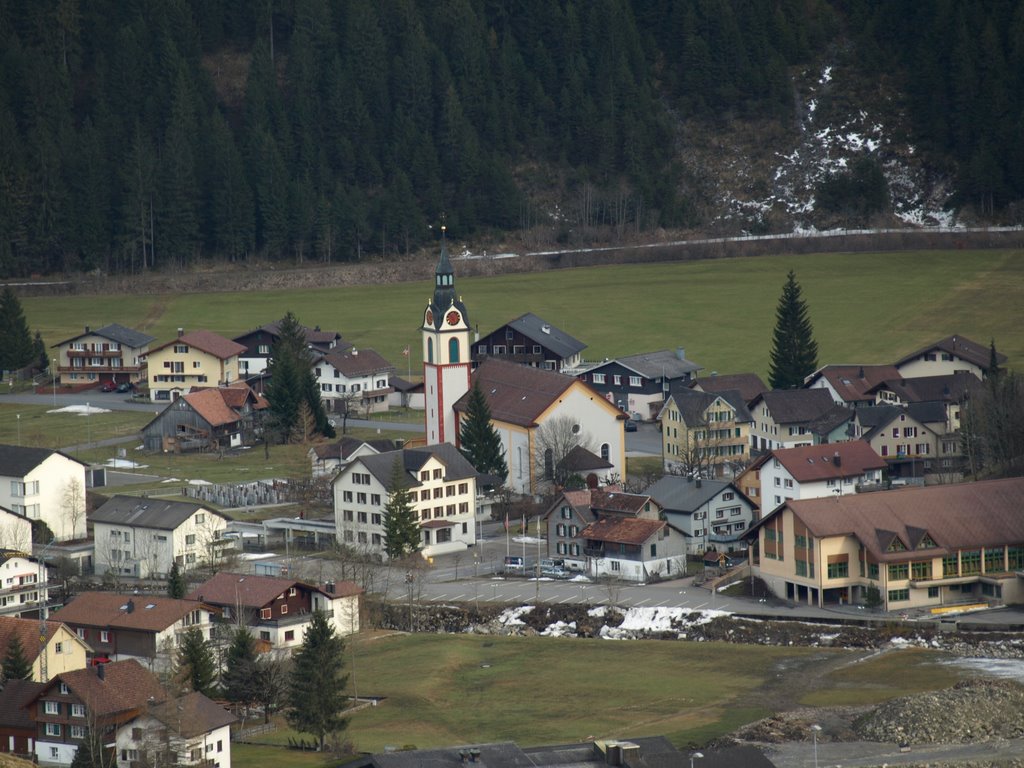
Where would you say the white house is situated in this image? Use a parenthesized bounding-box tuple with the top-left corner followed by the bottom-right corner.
(754, 441, 887, 512)
(0, 445, 88, 542)
(645, 477, 758, 554)
(0, 550, 48, 618)
(333, 444, 479, 558)
(0, 505, 32, 552)
(747, 389, 843, 452)
(313, 347, 395, 415)
(893, 334, 1005, 380)
(115, 692, 236, 768)
(89, 496, 229, 578)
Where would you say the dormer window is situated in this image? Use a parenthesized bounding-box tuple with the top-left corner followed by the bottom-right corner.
(887, 538, 907, 552)
(918, 534, 937, 549)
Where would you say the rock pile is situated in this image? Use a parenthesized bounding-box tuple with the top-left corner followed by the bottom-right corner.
(853, 678, 1024, 744)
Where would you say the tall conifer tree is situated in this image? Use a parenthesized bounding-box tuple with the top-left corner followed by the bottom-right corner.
(381, 456, 420, 559)
(286, 611, 348, 752)
(0, 286, 34, 375)
(175, 627, 218, 698)
(3, 634, 33, 680)
(459, 380, 508, 482)
(768, 270, 818, 390)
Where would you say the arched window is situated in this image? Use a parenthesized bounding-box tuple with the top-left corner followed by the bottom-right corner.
(427, 338, 433, 363)
(600, 443, 610, 461)
(448, 338, 460, 363)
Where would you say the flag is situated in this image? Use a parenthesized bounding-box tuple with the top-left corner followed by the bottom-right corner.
(402, 346, 410, 357)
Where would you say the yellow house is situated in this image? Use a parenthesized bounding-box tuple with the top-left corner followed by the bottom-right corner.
(0, 616, 91, 681)
(749, 477, 1024, 612)
(143, 329, 246, 402)
(658, 387, 751, 477)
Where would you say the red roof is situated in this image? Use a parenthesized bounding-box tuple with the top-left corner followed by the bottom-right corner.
(810, 364, 901, 403)
(38, 659, 167, 721)
(580, 516, 664, 545)
(772, 441, 886, 482)
(53, 593, 213, 632)
(148, 330, 246, 360)
(0, 617, 75, 664)
(186, 572, 361, 607)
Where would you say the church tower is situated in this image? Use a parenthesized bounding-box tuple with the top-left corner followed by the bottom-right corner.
(422, 229, 471, 445)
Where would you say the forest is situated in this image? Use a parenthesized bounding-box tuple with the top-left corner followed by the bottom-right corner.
(0, 0, 1022, 277)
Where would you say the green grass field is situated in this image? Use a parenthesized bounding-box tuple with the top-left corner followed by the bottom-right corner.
(235, 633, 965, 759)
(22, 250, 1024, 380)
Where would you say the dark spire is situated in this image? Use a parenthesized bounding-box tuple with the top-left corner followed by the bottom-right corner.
(432, 226, 456, 312)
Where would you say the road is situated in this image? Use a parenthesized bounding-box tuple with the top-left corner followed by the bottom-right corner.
(765, 736, 1024, 768)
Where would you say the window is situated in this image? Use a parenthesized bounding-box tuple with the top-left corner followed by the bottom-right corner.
(55, 642, 63, 654)
(100, 630, 109, 643)
(961, 550, 981, 575)
(45, 701, 60, 715)
(76, 628, 85, 639)
(943, 555, 959, 577)
(371, 493, 381, 505)
(70, 725, 85, 739)
(289, 587, 297, 596)
(888, 589, 910, 602)
(260, 608, 271, 620)
(795, 559, 808, 577)
(185, 534, 196, 546)
(121, 750, 139, 762)
(592, 373, 606, 384)
(984, 549, 1004, 573)
(888, 563, 909, 581)
(46, 723, 61, 737)
(280, 604, 288, 614)
(357, 512, 367, 523)
(613, 375, 621, 386)
(827, 561, 848, 579)
(433, 468, 443, 480)
(51, 748, 59, 760)
(71, 703, 85, 718)
(357, 493, 367, 504)
(629, 376, 642, 387)
(343, 491, 353, 502)
(372, 513, 382, 525)
(561, 507, 572, 519)
(911, 561, 931, 580)
(611, 561, 620, 571)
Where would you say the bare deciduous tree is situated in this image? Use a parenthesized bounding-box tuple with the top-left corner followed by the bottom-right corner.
(61, 477, 86, 540)
(533, 416, 593, 491)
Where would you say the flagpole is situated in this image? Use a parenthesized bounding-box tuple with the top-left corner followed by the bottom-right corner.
(505, 513, 510, 558)
(522, 515, 526, 564)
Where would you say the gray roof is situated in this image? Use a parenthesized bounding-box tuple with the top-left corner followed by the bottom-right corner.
(55, 323, 155, 349)
(90, 494, 229, 530)
(354, 444, 480, 491)
(503, 313, 586, 358)
(0, 444, 87, 477)
(645, 476, 734, 513)
(663, 387, 752, 424)
(598, 349, 701, 380)
(751, 388, 836, 425)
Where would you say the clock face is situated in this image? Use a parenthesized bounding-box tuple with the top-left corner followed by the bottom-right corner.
(446, 311, 460, 326)
(425, 309, 433, 325)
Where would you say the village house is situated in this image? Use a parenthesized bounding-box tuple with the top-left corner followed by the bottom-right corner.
(187, 572, 361, 649)
(115, 691, 236, 768)
(472, 312, 587, 372)
(308, 437, 400, 478)
(333, 444, 479, 557)
(855, 404, 948, 481)
(0, 507, 31, 554)
(0, 550, 49, 619)
(865, 372, 980, 433)
(141, 383, 268, 453)
(313, 347, 395, 415)
(142, 329, 246, 402)
(747, 389, 844, 452)
(804, 364, 902, 409)
(747, 476, 1024, 612)
(51, 324, 155, 389)
(0, 445, 88, 542)
(50, 593, 216, 671)
(580, 516, 687, 582)
(233, 320, 346, 377)
(89, 496, 230, 578)
(576, 348, 701, 420)
(0, 676, 44, 755)
(893, 334, 1006, 380)
(658, 387, 752, 478)
(645, 476, 757, 554)
(0, 616, 90, 682)
(689, 372, 769, 407)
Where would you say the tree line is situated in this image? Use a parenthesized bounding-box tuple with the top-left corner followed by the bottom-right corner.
(0, 1, 1021, 278)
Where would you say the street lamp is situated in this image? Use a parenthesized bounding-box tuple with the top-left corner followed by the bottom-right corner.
(690, 752, 703, 768)
(810, 724, 822, 768)
(16, 413, 20, 445)
(52, 358, 57, 406)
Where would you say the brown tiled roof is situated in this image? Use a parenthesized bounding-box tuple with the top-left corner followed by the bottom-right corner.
(186, 572, 361, 608)
(53, 593, 213, 633)
(0, 617, 73, 664)
(43, 659, 167, 720)
(895, 334, 1006, 369)
(183, 388, 241, 427)
(558, 445, 613, 472)
(766, 477, 1024, 561)
(692, 372, 768, 404)
(580, 517, 664, 545)
(810, 364, 901, 403)
(321, 348, 394, 376)
(772, 441, 886, 482)
(542, 489, 595, 522)
(0, 678, 44, 729)
(867, 372, 982, 404)
(148, 692, 237, 737)
(751, 388, 836, 425)
(589, 490, 654, 516)
(453, 359, 580, 427)
(148, 330, 246, 360)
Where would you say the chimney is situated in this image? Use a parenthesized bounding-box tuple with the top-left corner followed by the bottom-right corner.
(858, 366, 865, 379)
(126, 599, 135, 613)
(834, 450, 841, 467)
(676, 347, 685, 361)
(97, 663, 105, 681)
(325, 581, 335, 594)
(85, 325, 90, 333)
(177, 328, 184, 338)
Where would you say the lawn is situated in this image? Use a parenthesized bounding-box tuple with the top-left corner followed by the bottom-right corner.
(21, 250, 1024, 381)
(237, 632, 967, 756)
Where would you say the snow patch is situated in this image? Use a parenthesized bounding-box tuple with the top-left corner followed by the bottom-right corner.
(104, 458, 148, 469)
(49, 404, 111, 415)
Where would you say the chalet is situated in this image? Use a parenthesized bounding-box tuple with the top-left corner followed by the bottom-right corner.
(0, 445, 88, 542)
(804, 364, 901, 408)
(313, 347, 395, 415)
(893, 334, 1006, 380)
(577, 348, 701, 420)
(865, 373, 981, 434)
(116, 692, 236, 768)
(690, 372, 769, 406)
(579, 516, 687, 582)
(0, 616, 90, 682)
(142, 329, 246, 402)
(645, 477, 757, 554)
(748, 389, 843, 452)
(658, 387, 751, 477)
(308, 437, 400, 478)
(140, 383, 267, 453)
(0, 677, 43, 755)
(233, 320, 347, 377)
(857, 405, 948, 480)
(52, 324, 155, 389)
(50, 593, 216, 670)
(0, 550, 47, 619)
(187, 572, 361, 649)
(472, 312, 586, 372)
(747, 476, 1024, 611)
(750, 441, 886, 512)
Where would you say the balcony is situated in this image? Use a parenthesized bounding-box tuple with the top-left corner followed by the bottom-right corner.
(473, 352, 545, 366)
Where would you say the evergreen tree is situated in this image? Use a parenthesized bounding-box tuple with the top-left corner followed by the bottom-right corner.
(167, 561, 186, 599)
(221, 627, 257, 706)
(69, 724, 116, 768)
(286, 611, 348, 752)
(33, 330, 47, 372)
(459, 380, 508, 482)
(381, 456, 420, 559)
(264, 311, 333, 443)
(175, 627, 218, 698)
(0, 286, 34, 375)
(768, 270, 818, 390)
(3, 633, 33, 680)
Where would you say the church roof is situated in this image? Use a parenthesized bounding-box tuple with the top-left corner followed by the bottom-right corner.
(426, 234, 469, 327)
(453, 359, 580, 427)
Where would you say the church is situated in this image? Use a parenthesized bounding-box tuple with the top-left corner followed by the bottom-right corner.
(421, 234, 627, 495)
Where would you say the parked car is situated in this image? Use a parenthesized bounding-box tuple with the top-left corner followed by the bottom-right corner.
(116, 381, 133, 393)
(541, 564, 569, 579)
(100, 381, 116, 392)
(503, 555, 525, 574)
(625, 419, 638, 432)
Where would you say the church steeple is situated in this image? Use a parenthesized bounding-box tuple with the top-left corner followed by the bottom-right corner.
(432, 229, 457, 313)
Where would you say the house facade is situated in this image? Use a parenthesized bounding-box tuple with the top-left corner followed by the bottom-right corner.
(580, 516, 687, 582)
(452, 359, 626, 495)
(50, 593, 215, 670)
(747, 389, 842, 452)
(748, 477, 1024, 611)
(0, 445, 88, 542)
(804, 364, 901, 408)
(576, 348, 701, 420)
(690, 372, 768, 406)
(645, 477, 757, 554)
(0, 551, 47, 618)
(333, 444, 479, 558)
(89, 496, 230, 578)
(893, 334, 1005, 380)
(52, 324, 155, 388)
(472, 312, 587, 372)
(143, 330, 246, 402)
(115, 692, 236, 768)
(234, 321, 346, 377)
(0, 617, 90, 682)
(308, 437, 398, 479)
(187, 572, 361, 649)
(314, 347, 395, 415)
(859, 407, 943, 480)
(0, 507, 32, 555)
(141, 385, 267, 452)
(658, 388, 751, 477)
(754, 441, 886, 511)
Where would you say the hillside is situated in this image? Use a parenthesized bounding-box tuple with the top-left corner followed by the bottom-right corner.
(0, 1, 1021, 278)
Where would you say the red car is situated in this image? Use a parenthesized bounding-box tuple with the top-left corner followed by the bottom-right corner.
(100, 381, 117, 392)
